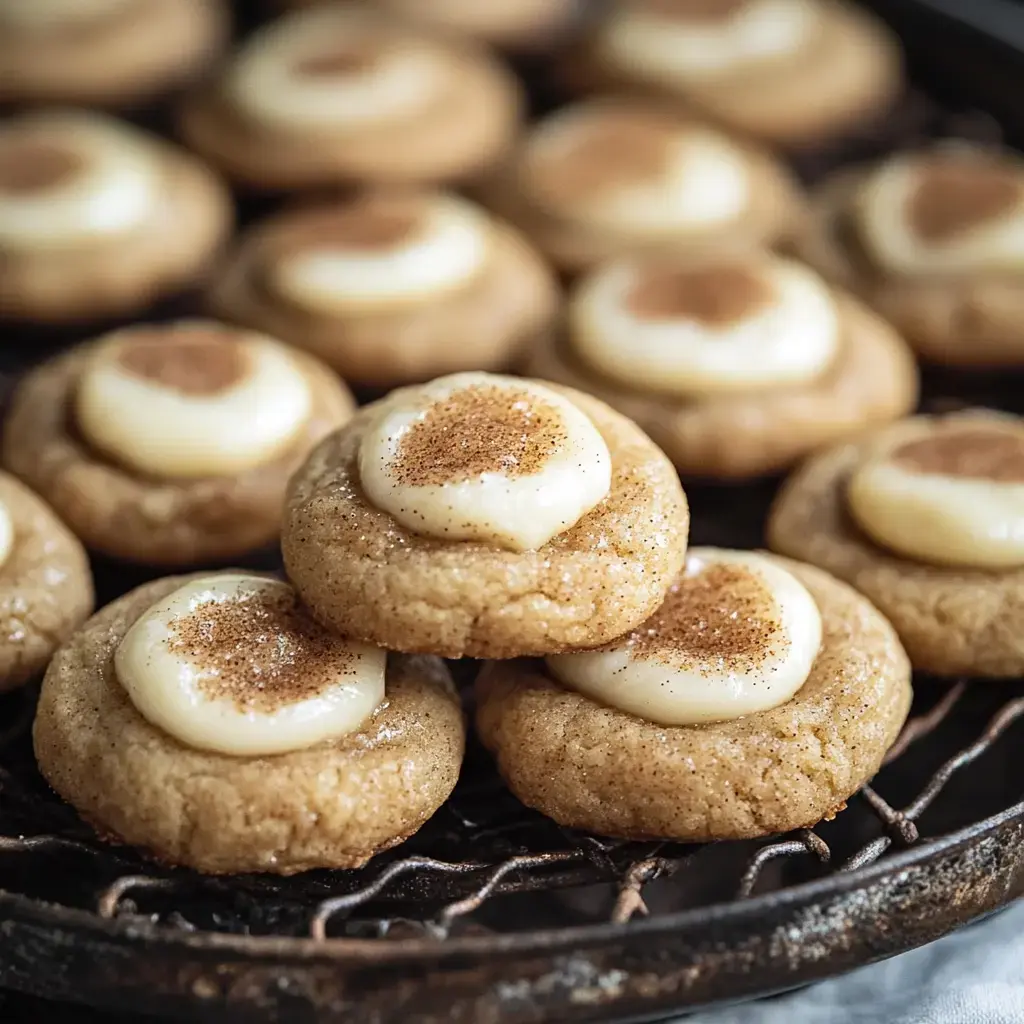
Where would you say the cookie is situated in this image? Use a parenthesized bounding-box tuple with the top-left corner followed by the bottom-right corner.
(795, 143, 1024, 367)
(480, 96, 803, 274)
(568, 0, 903, 151)
(522, 249, 918, 479)
(768, 410, 1024, 678)
(477, 547, 911, 841)
(34, 572, 464, 874)
(0, 110, 232, 326)
(0, 0, 229, 108)
(179, 4, 523, 191)
(3, 320, 355, 567)
(279, 0, 579, 52)
(283, 371, 689, 658)
(0, 471, 94, 691)
(208, 190, 559, 388)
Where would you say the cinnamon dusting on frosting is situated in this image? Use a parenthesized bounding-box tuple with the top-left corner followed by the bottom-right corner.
(626, 262, 775, 325)
(294, 44, 384, 78)
(531, 110, 679, 205)
(906, 159, 1023, 243)
(280, 196, 424, 253)
(391, 385, 568, 486)
(892, 428, 1024, 483)
(0, 138, 83, 194)
(638, 0, 753, 22)
(168, 589, 356, 713)
(116, 327, 250, 397)
(619, 562, 787, 672)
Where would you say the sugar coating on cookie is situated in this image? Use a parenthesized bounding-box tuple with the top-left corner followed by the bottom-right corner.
(856, 149, 1024, 275)
(0, 110, 161, 249)
(115, 573, 385, 757)
(571, 252, 839, 395)
(547, 547, 822, 725)
(596, 0, 821, 85)
(226, 6, 454, 134)
(521, 103, 750, 235)
(848, 420, 1024, 569)
(359, 372, 612, 551)
(270, 192, 492, 315)
(75, 321, 314, 479)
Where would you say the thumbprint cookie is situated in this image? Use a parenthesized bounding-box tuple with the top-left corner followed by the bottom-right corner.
(283, 371, 689, 658)
(0, 110, 232, 326)
(3, 321, 355, 566)
(180, 4, 523, 191)
(34, 572, 464, 874)
(209, 190, 559, 388)
(0, 471, 93, 691)
(796, 144, 1024, 366)
(480, 97, 802, 274)
(569, 0, 903, 152)
(523, 249, 918, 478)
(770, 410, 1024, 678)
(0, 0, 229, 108)
(477, 547, 911, 841)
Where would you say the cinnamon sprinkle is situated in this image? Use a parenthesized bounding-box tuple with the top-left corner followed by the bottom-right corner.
(390, 384, 568, 487)
(169, 588, 356, 713)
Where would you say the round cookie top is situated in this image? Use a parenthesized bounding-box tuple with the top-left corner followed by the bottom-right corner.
(267, 191, 494, 316)
(854, 146, 1024, 275)
(224, 5, 461, 135)
(518, 100, 752, 237)
(570, 250, 840, 396)
(595, 0, 822, 85)
(74, 320, 315, 479)
(0, 109, 162, 250)
(547, 547, 822, 725)
(115, 572, 386, 757)
(378, 0, 574, 48)
(358, 372, 613, 552)
(848, 412, 1024, 570)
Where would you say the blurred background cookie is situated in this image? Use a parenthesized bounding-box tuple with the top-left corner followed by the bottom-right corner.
(769, 410, 1024, 677)
(481, 97, 803, 274)
(796, 142, 1024, 367)
(0, 109, 232, 326)
(2, 320, 355, 566)
(0, 471, 94, 691)
(569, 0, 904, 153)
(523, 248, 918, 478)
(34, 572, 464, 874)
(209, 189, 559, 388)
(180, 4, 523, 191)
(0, 0, 229, 109)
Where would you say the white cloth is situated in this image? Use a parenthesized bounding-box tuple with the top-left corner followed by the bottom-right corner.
(686, 900, 1024, 1024)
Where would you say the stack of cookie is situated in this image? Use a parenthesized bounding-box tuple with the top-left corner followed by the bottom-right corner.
(27, 369, 913, 873)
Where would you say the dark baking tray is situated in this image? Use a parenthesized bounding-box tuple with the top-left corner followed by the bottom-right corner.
(3, 2, 1024, 1021)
